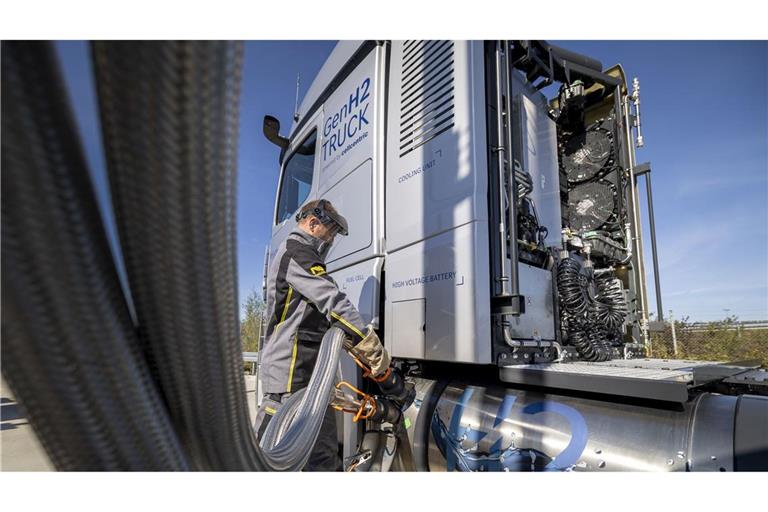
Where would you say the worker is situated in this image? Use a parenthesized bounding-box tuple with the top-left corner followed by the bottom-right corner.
(254, 199, 390, 471)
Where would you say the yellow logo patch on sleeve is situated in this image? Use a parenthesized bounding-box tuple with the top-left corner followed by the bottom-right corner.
(310, 265, 326, 276)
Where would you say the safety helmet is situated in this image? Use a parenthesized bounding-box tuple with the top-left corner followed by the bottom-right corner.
(295, 199, 349, 236)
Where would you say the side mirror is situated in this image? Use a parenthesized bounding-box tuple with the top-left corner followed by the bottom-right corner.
(263, 115, 289, 150)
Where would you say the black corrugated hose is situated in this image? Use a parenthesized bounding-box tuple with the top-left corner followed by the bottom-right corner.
(1, 41, 189, 470)
(92, 41, 268, 470)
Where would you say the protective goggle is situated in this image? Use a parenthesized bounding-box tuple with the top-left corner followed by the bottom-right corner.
(295, 199, 349, 236)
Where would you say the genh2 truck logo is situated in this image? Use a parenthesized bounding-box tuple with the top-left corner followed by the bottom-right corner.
(322, 77, 371, 168)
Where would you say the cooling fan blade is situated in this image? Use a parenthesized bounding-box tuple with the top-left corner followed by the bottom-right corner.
(562, 127, 612, 183)
(567, 181, 615, 231)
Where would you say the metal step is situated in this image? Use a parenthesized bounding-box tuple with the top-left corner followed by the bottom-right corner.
(724, 368, 768, 387)
(498, 358, 757, 403)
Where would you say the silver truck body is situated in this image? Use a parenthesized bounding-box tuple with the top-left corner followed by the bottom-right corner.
(265, 40, 768, 470)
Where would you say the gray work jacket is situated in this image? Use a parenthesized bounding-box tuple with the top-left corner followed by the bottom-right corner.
(260, 228, 367, 394)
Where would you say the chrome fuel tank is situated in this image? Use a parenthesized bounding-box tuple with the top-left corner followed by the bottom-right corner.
(401, 378, 767, 471)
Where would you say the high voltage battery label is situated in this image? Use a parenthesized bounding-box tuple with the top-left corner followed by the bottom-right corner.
(392, 271, 456, 289)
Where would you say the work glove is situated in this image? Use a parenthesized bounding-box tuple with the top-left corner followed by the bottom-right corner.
(346, 326, 415, 412)
(347, 325, 391, 378)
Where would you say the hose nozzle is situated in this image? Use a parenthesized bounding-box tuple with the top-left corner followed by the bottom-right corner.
(371, 367, 416, 410)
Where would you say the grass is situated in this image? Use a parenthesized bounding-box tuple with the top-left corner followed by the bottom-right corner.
(650, 321, 767, 367)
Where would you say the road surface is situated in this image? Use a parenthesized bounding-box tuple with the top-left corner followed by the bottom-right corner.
(1, 375, 258, 471)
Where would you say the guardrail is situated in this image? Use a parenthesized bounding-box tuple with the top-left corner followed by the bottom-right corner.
(683, 322, 768, 333)
(243, 352, 262, 406)
(243, 352, 258, 375)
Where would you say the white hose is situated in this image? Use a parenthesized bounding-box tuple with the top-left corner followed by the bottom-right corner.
(257, 327, 345, 471)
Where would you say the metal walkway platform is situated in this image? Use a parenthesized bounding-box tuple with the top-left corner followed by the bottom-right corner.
(499, 358, 760, 403)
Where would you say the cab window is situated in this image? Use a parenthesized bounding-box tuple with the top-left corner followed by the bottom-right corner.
(276, 130, 317, 224)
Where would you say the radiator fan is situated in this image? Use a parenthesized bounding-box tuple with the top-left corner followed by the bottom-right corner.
(567, 181, 615, 231)
(561, 126, 613, 183)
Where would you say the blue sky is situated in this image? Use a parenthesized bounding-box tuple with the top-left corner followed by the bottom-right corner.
(56, 40, 767, 322)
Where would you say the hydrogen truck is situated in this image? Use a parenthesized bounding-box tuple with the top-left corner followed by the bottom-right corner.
(262, 40, 768, 472)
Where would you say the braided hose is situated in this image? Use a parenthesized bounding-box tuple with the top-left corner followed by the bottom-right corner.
(5, 41, 413, 471)
(1, 41, 189, 470)
(92, 41, 340, 471)
(92, 41, 265, 470)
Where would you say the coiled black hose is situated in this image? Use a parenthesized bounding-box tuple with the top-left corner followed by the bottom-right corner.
(568, 326, 599, 361)
(92, 41, 269, 470)
(1, 41, 189, 470)
(557, 257, 626, 361)
(565, 320, 613, 362)
(594, 276, 628, 331)
(557, 258, 590, 316)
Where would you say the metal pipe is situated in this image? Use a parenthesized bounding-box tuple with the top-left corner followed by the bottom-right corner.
(632, 78, 644, 148)
(502, 41, 521, 308)
(495, 41, 510, 297)
(644, 171, 664, 322)
(634, 183, 651, 337)
(502, 328, 563, 360)
(622, 94, 649, 342)
(261, 245, 270, 302)
(670, 310, 678, 356)
(619, 223, 633, 264)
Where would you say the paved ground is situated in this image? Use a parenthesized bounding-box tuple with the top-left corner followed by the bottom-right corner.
(1, 374, 260, 471)
(245, 373, 259, 420)
(1, 378, 54, 471)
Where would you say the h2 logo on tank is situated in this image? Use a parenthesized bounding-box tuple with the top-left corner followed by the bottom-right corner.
(321, 77, 372, 173)
(431, 388, 589, 472)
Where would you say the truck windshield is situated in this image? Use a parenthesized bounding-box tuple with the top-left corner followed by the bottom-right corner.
(276, 130, 317, 224)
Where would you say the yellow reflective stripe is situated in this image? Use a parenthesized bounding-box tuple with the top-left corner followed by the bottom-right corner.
(286, 332, 298, 393)
(279, 286, 293, 323)
(264, 406, 277, 415)
(310, 264, 326, 276)
(330, 312, 365, 340)
(274, 286, 293, 332)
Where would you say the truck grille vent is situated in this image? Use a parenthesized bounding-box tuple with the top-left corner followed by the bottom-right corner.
(399, 40, 455, 157)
